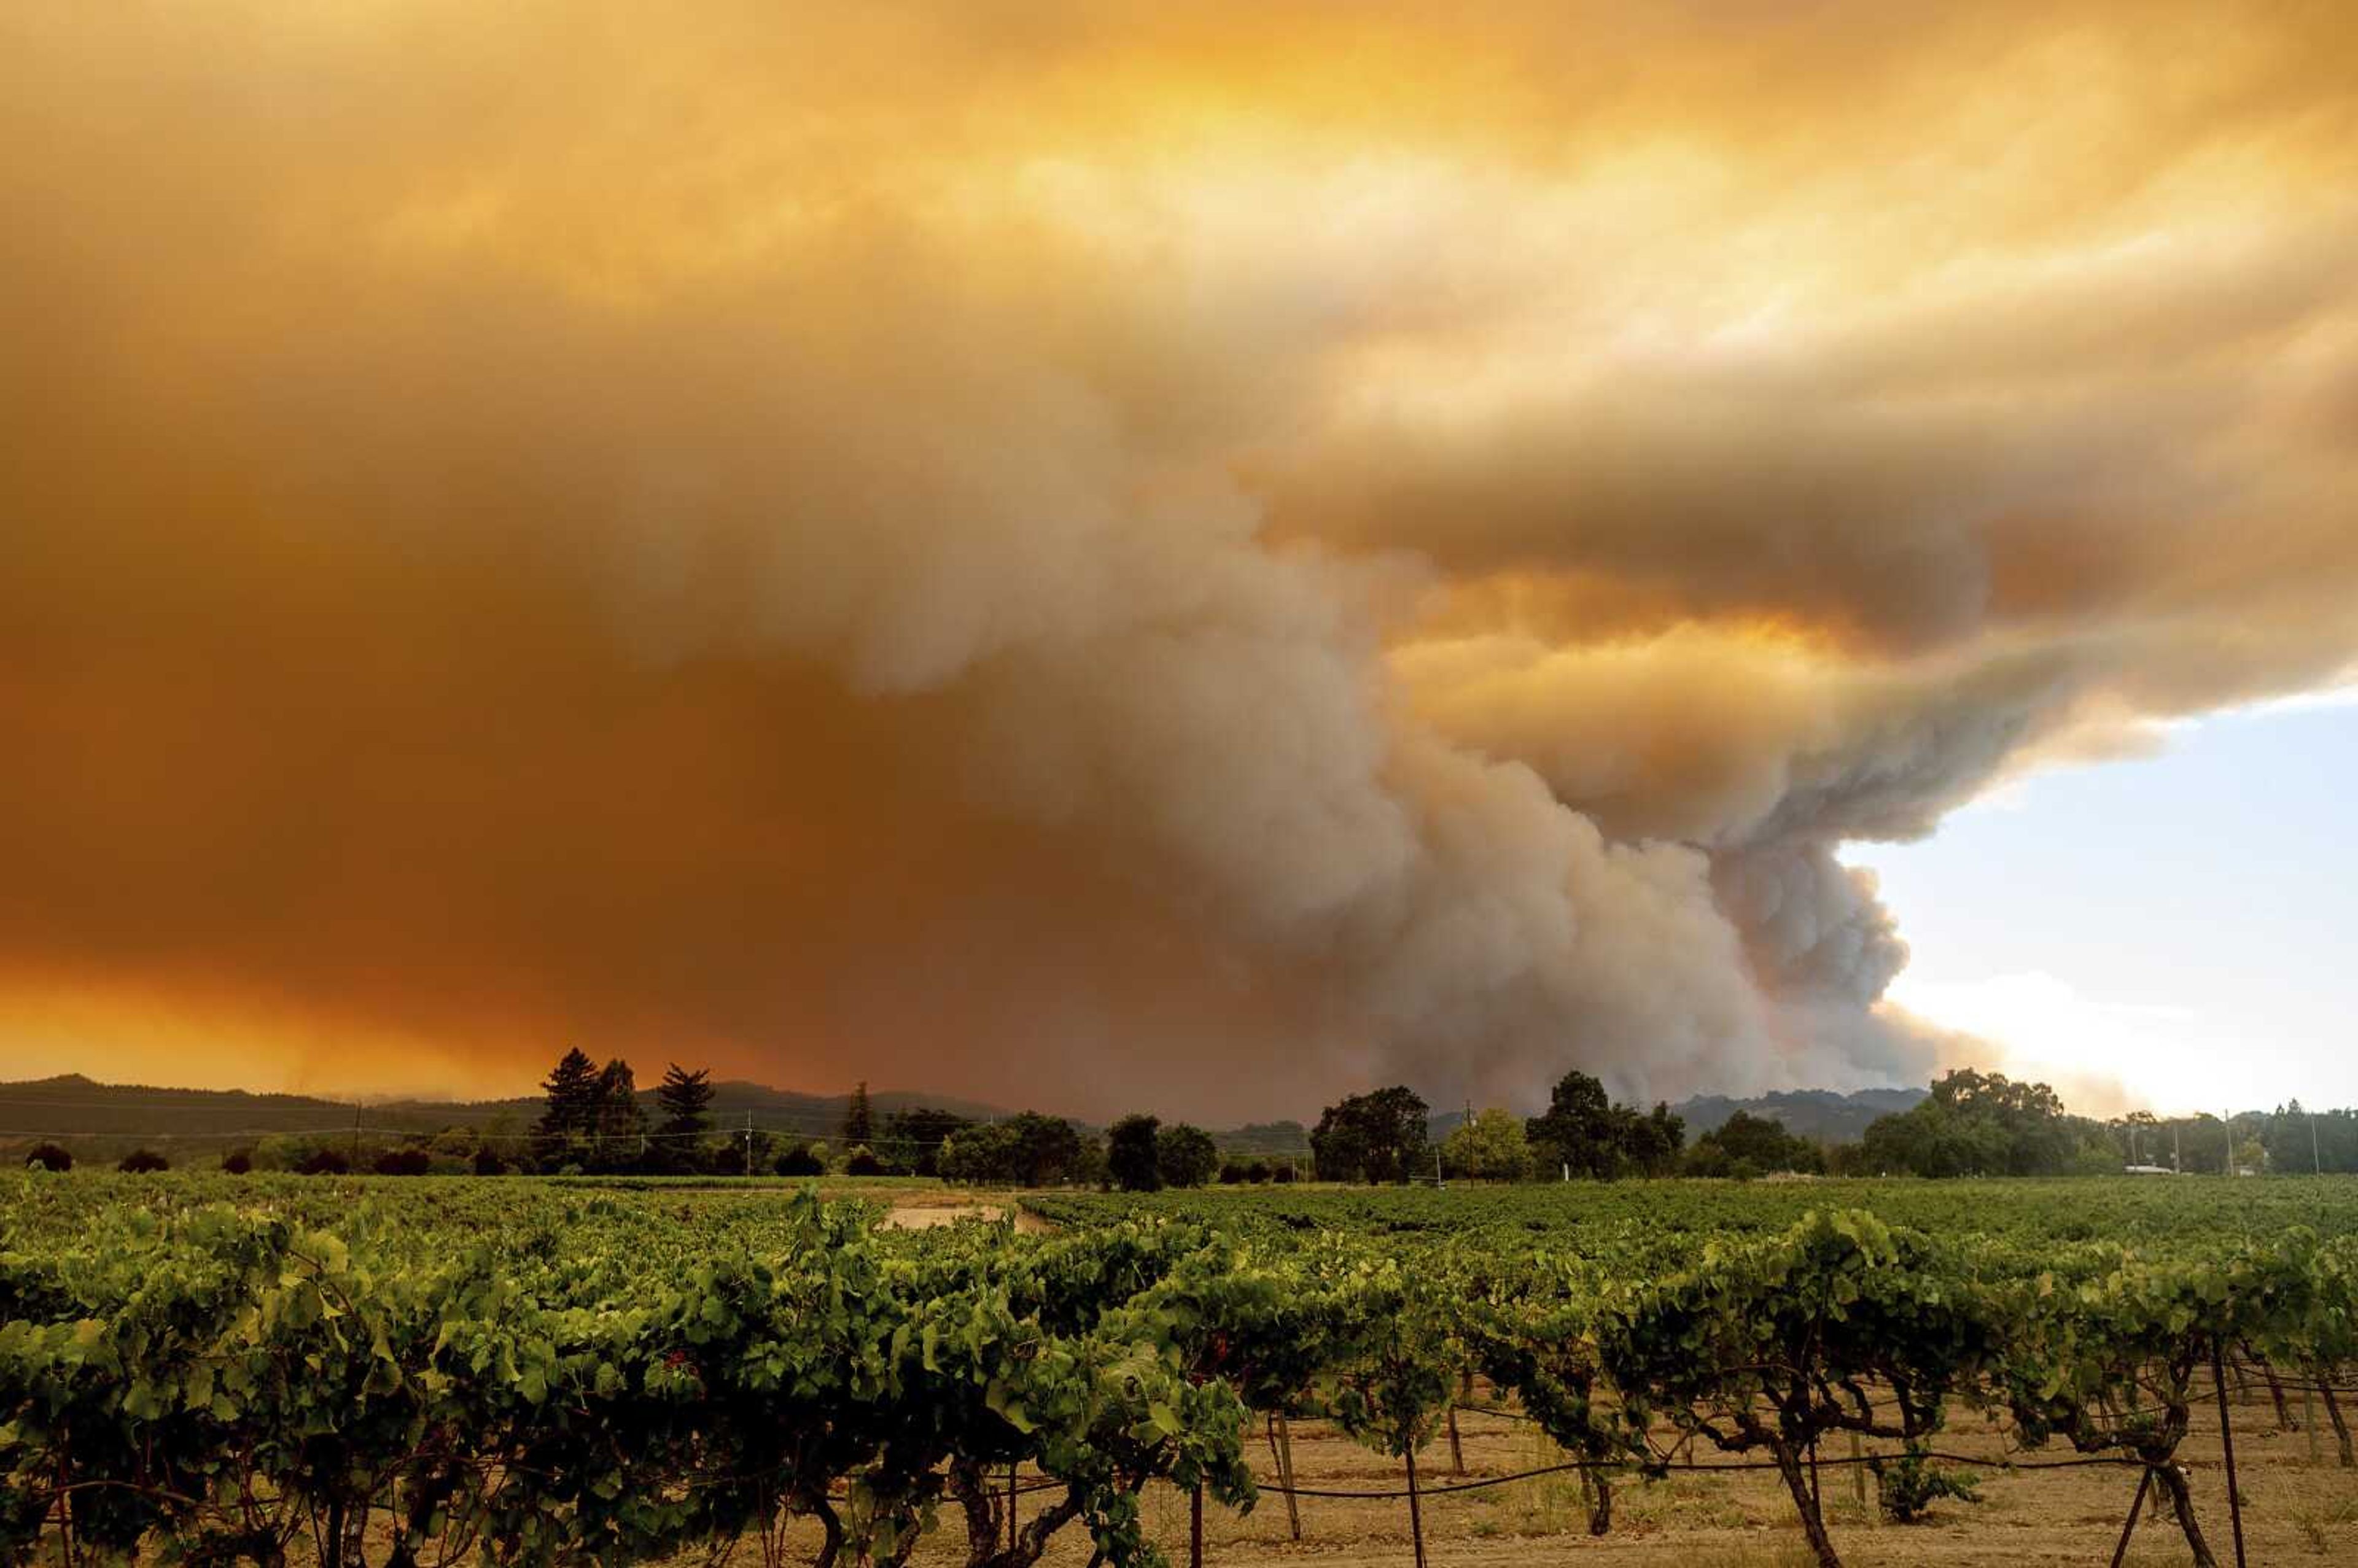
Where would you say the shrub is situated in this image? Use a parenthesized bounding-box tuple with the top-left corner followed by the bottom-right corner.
(249, 1135, 306, 1171)
(23, 1143, 72, 1172)
(297, 1147, 352, 1176)
(117, 1149, 169, 1173)
(1270, 1162, 1297, 1184)
(775, 1144, 825, 1177)
(1875, 1451, 1981, 1523)
(373, 1147, 433, 1176)
(1219, 1160, 1249, 1185)
(472, 1146, 509, 1176)
(221, 1149, 254, 1174)
(844, 1145, 885, 1176)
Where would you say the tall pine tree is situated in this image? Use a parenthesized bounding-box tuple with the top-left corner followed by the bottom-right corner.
(655, 1063, 714, 1135)
(534, 1047, 600, 1168)
(842, 1080, 874, 1146)
(655, 1063, 715, 1173)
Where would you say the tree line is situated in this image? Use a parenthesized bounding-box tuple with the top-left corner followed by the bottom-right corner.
(1308, 1068, 2358, 1184)
(26, 1048, 2358, 1182)
(1305, 1073, 1807, 1183)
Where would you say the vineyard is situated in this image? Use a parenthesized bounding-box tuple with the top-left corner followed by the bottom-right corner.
(3, 1175, 2354, 1567)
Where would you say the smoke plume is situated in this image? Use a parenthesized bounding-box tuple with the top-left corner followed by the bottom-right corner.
(2, 3, 2353, 1115)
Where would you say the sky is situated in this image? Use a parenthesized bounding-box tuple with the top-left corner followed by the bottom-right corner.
(1853, 694, 2358, 1117)
(2, 3, 2355, 1121)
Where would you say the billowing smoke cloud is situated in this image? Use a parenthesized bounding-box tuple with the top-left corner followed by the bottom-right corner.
(1, 2, 2354, 1115)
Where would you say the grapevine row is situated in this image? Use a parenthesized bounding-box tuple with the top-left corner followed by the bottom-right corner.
(1, 1179, 2352, 1568)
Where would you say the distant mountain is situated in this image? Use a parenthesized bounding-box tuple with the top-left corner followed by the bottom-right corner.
(1215, 1120, 1311, 1156)
(0, 1073, 1006, 1151)
(1671, 1087, 1928, 1144)
(0, 1074, 411, 1141)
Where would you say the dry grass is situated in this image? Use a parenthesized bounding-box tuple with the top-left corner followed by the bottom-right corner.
(765, 1383, 2358, 1566)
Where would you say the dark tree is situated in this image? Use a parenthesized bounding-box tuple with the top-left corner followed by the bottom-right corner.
(775, 1143, 825, 1176)
(534, 1047, 601, 1166)
(373, 1147, 433, 1176)
(936, 1112, 1092, 1186)
(471, 1145, 508, 1176)
(880, 1106, 973, 1178)
(1624, 1102, 1687, 1176)
(1311, 1086, 1430, 1183)
(652, 1063, 715, 1172)
(221, 1148, 254, 1174)
(937, 1122, 1021, 1184)
(1685, 1111, 1823, 1178)
(24, 1143, 71, 1171)
(842, 1080, 875, 1146)
(2259, 1102, 2357, 1174)
(1154, 1123, 1220, 1189)
(655, 1063, 714, 1136)
(297, 1147, 352, 1176)
(1856, 1069, 2114, 1178)
(1525, 1070, 1621, 1179)
(1006, 1112, 1086, 1185)
(117, 1148, 168, 1173)
(590, 1058, 647, 1171)
(1107, 1113, 1163, 1192)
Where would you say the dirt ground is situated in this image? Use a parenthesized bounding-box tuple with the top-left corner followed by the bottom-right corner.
(874, 1190, 1051, 1232)
(823, 1386, 2357, 1566)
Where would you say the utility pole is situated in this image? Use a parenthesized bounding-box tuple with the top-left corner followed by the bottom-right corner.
(743, 1111, 753, 1177)
(2314, 1110, 2322, 1176)
(352, 1103, 363, 1165)
(2174, 1122, 2181, 1174)
(1434, 1146, 1445, 1189)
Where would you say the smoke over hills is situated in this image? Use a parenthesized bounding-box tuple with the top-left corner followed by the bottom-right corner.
(2, 4, 2354, 1116)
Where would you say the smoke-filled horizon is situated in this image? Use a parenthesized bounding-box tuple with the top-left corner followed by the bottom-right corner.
(4, 4, 2354, 1119)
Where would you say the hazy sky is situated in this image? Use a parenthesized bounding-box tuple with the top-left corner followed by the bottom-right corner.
(2, 4, 2354, 1119)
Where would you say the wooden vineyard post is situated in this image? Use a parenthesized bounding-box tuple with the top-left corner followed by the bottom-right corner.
(1446, 1405, 1465, 1476)
(2211, 1337, 2248, 1568)
(2304, 1381, 2319, 1465)
(1403, 1445, 1427, 1568)
(1008, 1462, 1018, 1555)
(1275, 1413, 1303, 1540)
(1189, 1482, 1204, 1568)
(2109, 1468, 2152, 1568)
(1850, 1432, 1867, 1516)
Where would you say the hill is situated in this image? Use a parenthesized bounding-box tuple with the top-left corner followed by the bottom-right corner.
(0, 1073, 1006, 1152)
(1671, 1087, 1928, 1144)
